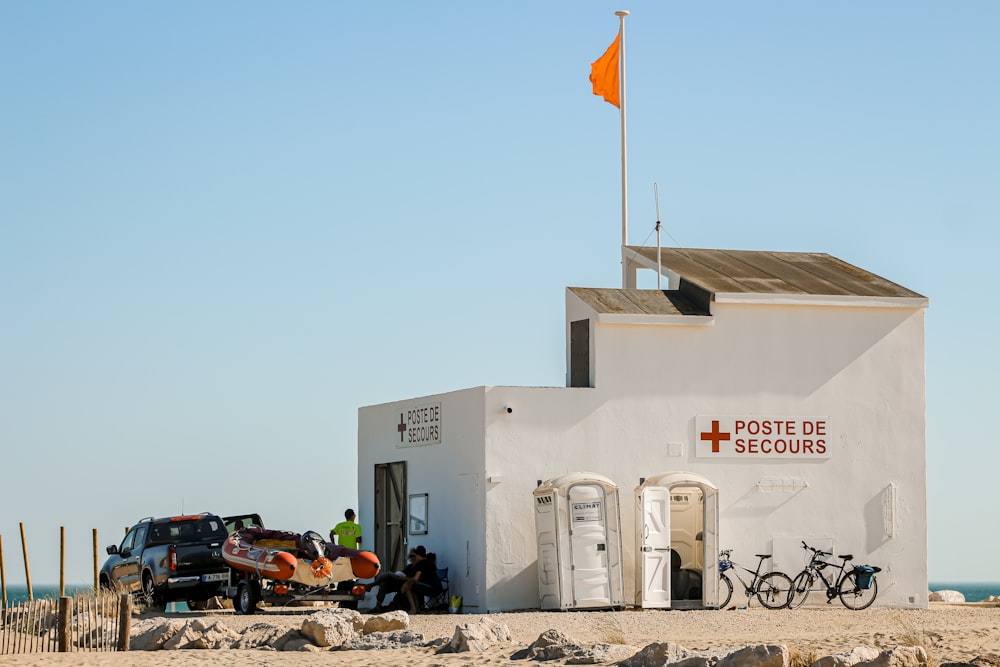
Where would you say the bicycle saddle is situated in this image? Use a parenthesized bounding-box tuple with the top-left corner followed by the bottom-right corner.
(755, 553, 772, 559)
(840, 554, 853, 560)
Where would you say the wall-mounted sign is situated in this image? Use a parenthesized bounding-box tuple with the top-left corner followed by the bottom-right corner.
(695, 416, 831, 459)
(396, 402, 442, 447)
(571, 501, 602, 523)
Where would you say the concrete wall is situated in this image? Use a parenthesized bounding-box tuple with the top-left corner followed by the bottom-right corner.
(359, 291, 927, 611)
(357, 387, 488, 609)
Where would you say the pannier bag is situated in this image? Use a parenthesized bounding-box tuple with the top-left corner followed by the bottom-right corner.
(853, 565, 881, 589)
(719, 560, 731, 573)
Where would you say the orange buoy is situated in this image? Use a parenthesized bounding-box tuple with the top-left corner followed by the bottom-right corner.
(350, 551, 380, 580)
(310, 557, 333, 579)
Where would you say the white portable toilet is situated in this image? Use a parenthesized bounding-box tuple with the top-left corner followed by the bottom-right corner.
(533, 472, 625, 610)
(635, 471, 720, 609)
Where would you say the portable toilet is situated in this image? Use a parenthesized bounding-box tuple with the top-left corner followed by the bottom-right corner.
(634, 471, 720, 609)
(533, 472, 625, 610)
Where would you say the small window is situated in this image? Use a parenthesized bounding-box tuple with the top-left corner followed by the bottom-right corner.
(409, 493, 428, 535)
(570, 319, 590, 387)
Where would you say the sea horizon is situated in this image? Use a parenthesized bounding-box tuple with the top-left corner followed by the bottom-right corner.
(926, 581, 1000, 602)
(3, 581, 999, 607)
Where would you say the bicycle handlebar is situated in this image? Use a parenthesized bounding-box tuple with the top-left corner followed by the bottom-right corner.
(801, 541, 832, 557)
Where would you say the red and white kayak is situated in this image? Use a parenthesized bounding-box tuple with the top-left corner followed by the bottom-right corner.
(222, 528, 299, 581)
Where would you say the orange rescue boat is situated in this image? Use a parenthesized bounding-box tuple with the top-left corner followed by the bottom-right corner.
(222, 528, 299, 580)
(222, 527, 380, 584)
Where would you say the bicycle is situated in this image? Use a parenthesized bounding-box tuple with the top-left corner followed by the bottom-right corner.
(788, 541, 881, 610)
(718, 549, 794, 610)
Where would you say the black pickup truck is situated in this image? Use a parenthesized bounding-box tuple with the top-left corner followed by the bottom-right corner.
(99, 513, 230, 609)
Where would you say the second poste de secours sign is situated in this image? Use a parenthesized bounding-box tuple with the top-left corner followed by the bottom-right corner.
(695, 416, 831, 458)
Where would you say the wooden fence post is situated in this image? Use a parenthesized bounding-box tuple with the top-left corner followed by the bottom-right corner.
(116, 593, 132, 651)
(1, 533, 6, 607)
(60, 526, 65, 598)
(93, 529, 99, 591)
(58, 596, 71, 652)
(19, 523, 32, 601)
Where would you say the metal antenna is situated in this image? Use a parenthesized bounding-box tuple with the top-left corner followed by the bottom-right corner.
(654, 183, 662, 290)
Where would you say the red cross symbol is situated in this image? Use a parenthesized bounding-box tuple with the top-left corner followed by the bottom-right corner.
(397, 413, 407, 442)
(700, 420, 731, 453)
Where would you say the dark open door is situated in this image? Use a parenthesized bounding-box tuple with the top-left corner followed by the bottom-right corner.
(374, 461, 407, 573)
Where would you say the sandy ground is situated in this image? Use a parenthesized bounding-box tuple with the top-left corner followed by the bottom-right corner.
(1, 602, 998, 666)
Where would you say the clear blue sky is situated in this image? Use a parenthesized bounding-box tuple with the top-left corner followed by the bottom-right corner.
(1, 2, 997, 586)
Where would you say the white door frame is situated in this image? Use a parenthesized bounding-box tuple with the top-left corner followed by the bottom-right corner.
(635, 471, 720, 609)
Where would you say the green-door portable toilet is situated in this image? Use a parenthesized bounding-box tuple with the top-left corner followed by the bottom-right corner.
(533, 472, 624, 610)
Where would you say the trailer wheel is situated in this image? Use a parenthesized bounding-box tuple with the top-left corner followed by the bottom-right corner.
(235, 581, 258, 615)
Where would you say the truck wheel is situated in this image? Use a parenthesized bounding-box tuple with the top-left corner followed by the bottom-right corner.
(142, 574, 165, 612)
(235, 582, 258, 615)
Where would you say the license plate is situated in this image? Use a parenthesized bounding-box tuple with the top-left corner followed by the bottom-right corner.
(202, 572, 228, 582)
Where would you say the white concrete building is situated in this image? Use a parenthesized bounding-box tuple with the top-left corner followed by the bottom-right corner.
(357, 248, 928, 612)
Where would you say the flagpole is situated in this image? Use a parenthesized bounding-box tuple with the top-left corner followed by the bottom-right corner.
(616, 10, 629, 288)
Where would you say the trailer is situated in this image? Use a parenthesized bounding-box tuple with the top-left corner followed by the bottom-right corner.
(223, 571, 366, 614)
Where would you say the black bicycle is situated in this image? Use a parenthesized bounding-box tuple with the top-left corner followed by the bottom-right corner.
(718, 549, 793, 610)
(788, 541, 881, 610)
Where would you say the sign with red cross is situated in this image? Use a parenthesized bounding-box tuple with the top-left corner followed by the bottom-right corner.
(695, 416, 831, 459)
(396, 402, 442, 448)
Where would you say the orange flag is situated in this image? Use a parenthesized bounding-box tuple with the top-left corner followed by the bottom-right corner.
(589, 32, 621, 108)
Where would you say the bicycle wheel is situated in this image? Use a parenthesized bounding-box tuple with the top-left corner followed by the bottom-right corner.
(838, 572, 878, 610)
(756, 571, 793, 610)
(719, 573, 734, 609)
(788, 571, 813, 609)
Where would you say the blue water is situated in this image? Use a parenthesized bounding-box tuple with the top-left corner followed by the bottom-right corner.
(3, 585, 93, 607)
(2, 585, 198, 612)
(927, 582, 1000, 602)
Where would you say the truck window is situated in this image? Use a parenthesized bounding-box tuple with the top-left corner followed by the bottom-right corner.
(131, 525, 148, 550)
(148, 524, 166, 544)
(148, 523, 183, 545)
(198, 518, 228, 539)
(119, 529, 136, 554)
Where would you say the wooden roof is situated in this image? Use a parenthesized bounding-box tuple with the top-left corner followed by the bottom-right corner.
(570, 248, 926, 318)
(625, 247, 924, 299)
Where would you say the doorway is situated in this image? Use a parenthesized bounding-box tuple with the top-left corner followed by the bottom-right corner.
(374, 461, 407, 573)
(635, 472, 719, 609)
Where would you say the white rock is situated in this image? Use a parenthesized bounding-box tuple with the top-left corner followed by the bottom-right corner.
(361, 610, 409, 634)
(813, 646, 882, 667)
(716, 644, 789, 667)
(854, 645, 928, 667)
(928, 590, 966, 603)
(447, 616, 512, 653)
(300, 612, 358, 648)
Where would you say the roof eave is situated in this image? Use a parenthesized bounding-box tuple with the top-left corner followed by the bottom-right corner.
(594, 313, 716, 326)
(713, 293, 929, 309)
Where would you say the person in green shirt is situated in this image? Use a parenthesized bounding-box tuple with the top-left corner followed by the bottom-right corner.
(331, 508, 362, 549)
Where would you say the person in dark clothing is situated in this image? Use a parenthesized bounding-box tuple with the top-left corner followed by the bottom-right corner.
(401, 548, 441, 613)
(371, 546, 420, 612)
